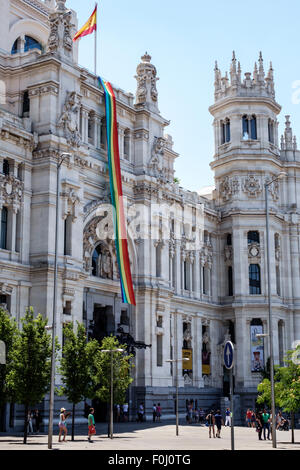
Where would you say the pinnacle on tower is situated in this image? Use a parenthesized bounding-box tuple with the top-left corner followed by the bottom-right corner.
(253, 62, 258, 83)
(230, 51, 237, 85)
(258, 51, 265, 81)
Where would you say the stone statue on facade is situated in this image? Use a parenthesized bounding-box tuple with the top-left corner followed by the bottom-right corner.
(58, 91, 81, 148)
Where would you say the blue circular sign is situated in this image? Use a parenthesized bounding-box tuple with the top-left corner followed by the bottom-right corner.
(224, 341, 234, 369)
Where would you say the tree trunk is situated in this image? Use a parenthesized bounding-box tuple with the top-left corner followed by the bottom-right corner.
(72, 403, 75, 441)
(291, 413, 295, 444)
(23, 404, 28, 445)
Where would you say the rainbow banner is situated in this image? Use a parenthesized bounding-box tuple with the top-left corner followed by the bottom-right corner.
(73, 4, 97, 42)
(98, 77, 136, 306)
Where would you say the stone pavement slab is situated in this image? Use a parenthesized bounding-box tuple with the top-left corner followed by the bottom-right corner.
(0, 423, 299, 451)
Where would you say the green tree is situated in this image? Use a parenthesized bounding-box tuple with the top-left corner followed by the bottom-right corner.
(58, 322, 99, 441)
(6, 308, 53, 444)
(257, 345, 300, 444)
(0, 308, 18, 431)
(94, 336, 134, 436)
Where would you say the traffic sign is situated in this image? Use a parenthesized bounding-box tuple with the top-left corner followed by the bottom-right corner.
(224, 341, 234, 369)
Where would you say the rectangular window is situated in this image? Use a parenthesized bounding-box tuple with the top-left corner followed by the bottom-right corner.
(228, 266, 233, 296)
(64, 215, 72, 256)
(157, 335, 163, 367)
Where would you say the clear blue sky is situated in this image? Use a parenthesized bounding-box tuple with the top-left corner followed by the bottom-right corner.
(68, 0, 300, 192)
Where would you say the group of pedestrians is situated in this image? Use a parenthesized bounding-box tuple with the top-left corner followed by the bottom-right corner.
(205, 410, 226, 438)
(152, 403, 162, 422)
(247, 408, 289, 440)
(26, 409, 42, 434)
(186, 403, 206, 424)
(114, 403, 129, 422)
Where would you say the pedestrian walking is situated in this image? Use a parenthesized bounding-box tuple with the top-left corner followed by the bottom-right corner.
(255, 411, 263, 440)
(138, 403, 144, 423)
(199, 408, 205, 425)
(206, 410, 215, 438)
(214, 410, 224, 438)
(33, 409, 41, 433)
(153, 404, 157, 423)
(225, 408, 231, 427)
(123, 403, 128, 422)
(187, 402, 193, 424)
(261, 409, 271, 440)
(88, 407, 96, 443)
(156, 403, 162, 422)
(246, 409, 252, 427)
(27, 410, 33, 434)
(251, 410, 256, 428)
(58, 407, 69, 442)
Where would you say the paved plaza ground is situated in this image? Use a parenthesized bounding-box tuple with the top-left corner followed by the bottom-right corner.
(0, 421, 299, 451)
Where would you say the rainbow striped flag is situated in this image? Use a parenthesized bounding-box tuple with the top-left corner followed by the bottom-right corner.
(73, 4, 97, 42)
(98, 77, 136, 306)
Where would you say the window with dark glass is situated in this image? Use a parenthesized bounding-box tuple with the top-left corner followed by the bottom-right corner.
(3, 160, 9, 176)
(243, 115, 257, 140)
(92, 245, 101, 276)
(221, 119, 230, 144)
(1, 207, 8, 250)
(24, 36, 42, 53)
(268, 120, 274, 144)
(228, 266, 233, 296)
(226, 233, 232, 246)
(22, 91, 30, 117)
(11, 39, 19, 55)
(248, 231, 260, 244)
(249, 264, 261, 295)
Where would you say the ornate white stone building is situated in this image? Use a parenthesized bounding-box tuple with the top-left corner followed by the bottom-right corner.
(1, 0, 300, 427)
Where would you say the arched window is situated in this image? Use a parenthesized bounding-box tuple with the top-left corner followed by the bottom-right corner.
(249, 264, 261, 295)
(1, 207, 8, 250)
(221, 119, 230, 144)
(243, 115, 257, 140)
(11, 39, 19, 55)
(11, 36, 42, 55)
(24, 36, 42, 53)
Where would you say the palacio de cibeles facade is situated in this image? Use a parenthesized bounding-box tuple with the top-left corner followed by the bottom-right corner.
(0, 0, 300, 430)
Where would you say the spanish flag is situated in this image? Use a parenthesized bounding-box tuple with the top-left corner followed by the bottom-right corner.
(73, 4, 97, 42)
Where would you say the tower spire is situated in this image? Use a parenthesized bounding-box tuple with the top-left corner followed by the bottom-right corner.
(258, 51, 265, 81)
(230, 51, 237, 85)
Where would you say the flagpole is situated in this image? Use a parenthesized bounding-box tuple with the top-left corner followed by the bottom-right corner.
(94, 2, 98, 76)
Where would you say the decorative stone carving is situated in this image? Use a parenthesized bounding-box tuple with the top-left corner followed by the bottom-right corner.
(224, 245, 233, 262)
(83, 216, 116, 277)
(219, 176, 239, 202)
(243, 174, 262, 197)
(47, 1, 74, 57)
(135, 53, 159, 110)
(61, 187, 80, 220)
(0, 174, 24, 210)
(248, 243, 260, 259)
(148, 137, 166, 177)
(58, 92, 81, 148)
(266, 177, 279, 201)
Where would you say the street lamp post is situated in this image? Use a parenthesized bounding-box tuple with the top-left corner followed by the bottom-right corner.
(101, 349, 124, 439)
(264, 171, 287, 450)
(48, 153, 71, 450)
(166, 357, 189, 436)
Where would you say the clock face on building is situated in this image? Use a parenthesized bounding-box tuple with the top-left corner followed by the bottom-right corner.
(250, 246, 259, 258)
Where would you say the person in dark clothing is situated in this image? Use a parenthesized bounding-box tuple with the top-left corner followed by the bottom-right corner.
(255, 411, 263, 440)
(206, 410, 215, 438)
(214, 410, 224, 438)
(33, 409, 42, 433)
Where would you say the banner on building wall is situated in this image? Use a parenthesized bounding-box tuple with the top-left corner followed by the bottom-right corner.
(250, 325, 264, 372)
(202, 345, 211, 375)
(182, 349, 193, 370)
